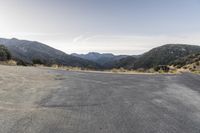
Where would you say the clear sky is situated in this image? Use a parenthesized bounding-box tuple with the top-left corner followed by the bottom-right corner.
(0, 0, 200, 55)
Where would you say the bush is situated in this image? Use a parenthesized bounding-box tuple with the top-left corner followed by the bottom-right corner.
(154, 65, 170, 72)
(154, 66, 160, 71)
(0, 45, 11, 61)
(51, 64, 59, 69)
(111, 68, 119, 73)
(137, 68, 145, 72)
(158, 70, 165, 74)
(183, 66, 188, 69)
(16, 59, 29, 66)
(119, 67, 127, 72)
(32, 59, 44, 65)
(146, 68, 156, 73)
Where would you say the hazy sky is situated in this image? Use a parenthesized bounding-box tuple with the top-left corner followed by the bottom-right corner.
(0, 0, 200, 55)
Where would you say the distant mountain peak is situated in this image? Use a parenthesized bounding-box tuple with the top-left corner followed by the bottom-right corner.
(11, 38, 18, 41)
(88, 52, 100, 54)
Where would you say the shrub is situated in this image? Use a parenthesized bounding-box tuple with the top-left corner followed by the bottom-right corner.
(119, 67, 126, 72)
(154, 65, 170, 72)
(154, 66, 160, 71)
(183, 66, 188, 69)
(32, 59, 44, 65)
(51, 64, 59, 69)
(147, 68, 156, 73)
(0, 45, 11, 61)
(158, 70, 165, 74)
(111, 68, 119, 73)
(137, 68, 145, 72)
(16, 59, 29, 66)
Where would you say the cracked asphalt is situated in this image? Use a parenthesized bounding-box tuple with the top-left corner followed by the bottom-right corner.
(0, 65, 200, 133)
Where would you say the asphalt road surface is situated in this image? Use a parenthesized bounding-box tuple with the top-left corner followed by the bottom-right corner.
(0, 65, 200, 133)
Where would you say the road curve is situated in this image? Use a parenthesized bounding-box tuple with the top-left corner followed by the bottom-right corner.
(0, 65, 200, 133)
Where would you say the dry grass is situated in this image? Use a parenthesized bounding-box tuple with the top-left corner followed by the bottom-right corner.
(47, 65, 181, 75)
(30, 64, 200, 75)
(175, 61, 200, 74)
(0, 60, 17, 66)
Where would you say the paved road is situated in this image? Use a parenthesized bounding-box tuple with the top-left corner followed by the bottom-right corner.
(0, 65, 200, 133)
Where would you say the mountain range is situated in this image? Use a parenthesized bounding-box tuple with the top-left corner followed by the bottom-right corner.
(0, 37, 200, 70)
(72, 44, 200, 69)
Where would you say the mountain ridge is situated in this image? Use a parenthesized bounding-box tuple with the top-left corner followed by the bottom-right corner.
(0, 38, 101, 69)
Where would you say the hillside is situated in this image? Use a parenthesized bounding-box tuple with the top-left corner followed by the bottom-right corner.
(171, 52, 200, 72)
(116, 44, 200, 69)
(0, 38, 100, 69)
(113, 56, 138, 69)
